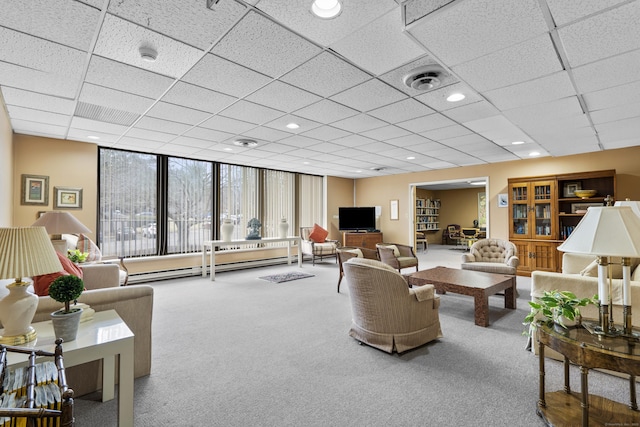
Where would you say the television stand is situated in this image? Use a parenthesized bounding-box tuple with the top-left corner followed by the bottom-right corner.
(342, 231, 383, 249)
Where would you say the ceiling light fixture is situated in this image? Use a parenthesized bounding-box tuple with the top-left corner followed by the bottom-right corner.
(311, 0, 342, 19)
(139, 46, 158, 62)
(512, 141, 525, 145)
(529, 151, 541, 157)
(407, 156, 415, 160)
(470, 181, 486, 186)
(233, 138, 258, 148)
(286, 123, 300, 129)
(446, 93, 465, 102)
(87, 135, 100, 140)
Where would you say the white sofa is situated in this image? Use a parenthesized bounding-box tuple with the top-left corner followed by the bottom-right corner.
(530, 252, 640, 358)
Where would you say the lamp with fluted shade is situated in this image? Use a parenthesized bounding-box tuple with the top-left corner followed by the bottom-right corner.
(32, 211, 91, 253)
(0, 227, 63, 344)
(557, 206, 640, 335)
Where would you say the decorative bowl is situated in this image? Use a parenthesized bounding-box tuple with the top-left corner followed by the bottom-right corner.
(574, 189, 597, 199)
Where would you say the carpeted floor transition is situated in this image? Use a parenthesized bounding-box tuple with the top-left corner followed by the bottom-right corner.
(258, 271, 315, 283)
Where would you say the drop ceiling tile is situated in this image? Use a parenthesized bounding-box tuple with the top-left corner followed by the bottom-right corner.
(596, 116, 640, 141)
(292, 99, 359, 124)
(0, 62, 79, 98)
(385, 133, 432, 148)
(407, 0, 548, 66)
(184, 126, 236, 144)
(300, 125, 351, 142)
(0, 0, 100, 50)
(85, 56, 174, 99)
(251, 142, 297, 155)
(218, 100, 284, 125)
(274, 135, 323, 149)
(212, 11, 321, 78)
(331, 79, 407, 112)
(573, 50, 640, 95)
(106, 0, 246, 50)
(147, 101, 211, 125)
(440, 134, 490, 148)
(68, 128, 119, 143)
(303, 142, 345, 154)
(397, 114, 456, 133)
(600, 138, 639, 150)
(442, 101, 500, 123)
(126, 127, 176, 142)
(253, 0, 397, 46)
(517, 114, 591, 135)
(590, 103, 640, 125)
(161, 81, 236, 114)
(11, 120, 67, 137)
(453, 35, 563, 92)
(330, 114, 387, 133)
(183, 53, 272, 98)
(360, 125, 412, 141)
(134, 116, 192, 135)
(70, 117, 129, 135)
(483, 72, 576, 111)
(264, 115, 321, 134)
(171, 136, 215, 149)
(503, 97, 584, 125)
(419, 125, 472, 141)
(546, 0, 628, 26)
(200, 115, 256, 135)
(421, 160, 457, 170)
(156, 144, 203, 156)
(583, 80, 640, 111)
(331, 134, 378, 148)
(368, 98, 434, 123)
(280, 51, 371, 98)
(116, 136, 165, 149)
(241, 126, 291, 142)
(331, 7, 424, 75)
(544, 140, 601, 156)
(7, 105, 70, 127)
(558, 1, 640, 67)
(1, 87, 76, 115)
(79, 83, 155, 114)
(244, 81, 321, 114)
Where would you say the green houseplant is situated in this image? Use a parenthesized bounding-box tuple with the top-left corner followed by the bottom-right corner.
(67, 249, 88, 264)
(523, 289, 596, 335)
(49, 274, 85, 342)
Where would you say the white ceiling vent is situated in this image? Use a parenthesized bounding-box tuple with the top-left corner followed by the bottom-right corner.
(234, 138, 258, 147)
(402, 65, 445, 91)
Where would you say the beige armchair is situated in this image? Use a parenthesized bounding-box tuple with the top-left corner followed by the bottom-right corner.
(376, 243, 419, 272)
(461, 238, 519, 276)
(300, 226, 340, 265)
(337, 246, 378, 293)
(342, 258, 442, 354)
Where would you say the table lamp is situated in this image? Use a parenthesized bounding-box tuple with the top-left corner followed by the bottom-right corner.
(0, 227, 63, 345)
(557, 206, 640, 336)
(32, 211, 91, 253)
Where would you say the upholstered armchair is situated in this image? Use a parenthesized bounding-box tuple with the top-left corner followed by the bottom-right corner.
(299, 225, 340, 265)
(337, 246, 378, 293)
(342, 258, 442, 354)
(461, 238, 519, 276)
(376, 243, 419, 272)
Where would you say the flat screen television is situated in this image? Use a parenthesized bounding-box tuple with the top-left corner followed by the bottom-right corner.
(338, 207, 377, 231)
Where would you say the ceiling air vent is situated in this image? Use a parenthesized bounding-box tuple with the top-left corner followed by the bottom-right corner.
(370, 166, 386, 172)
(402, 65, 445, 91)
(233, 138, 258, 148)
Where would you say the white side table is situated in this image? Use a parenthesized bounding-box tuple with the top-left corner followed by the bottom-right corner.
(6, 310, 135, 427)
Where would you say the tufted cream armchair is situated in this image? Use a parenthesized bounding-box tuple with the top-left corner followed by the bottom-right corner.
(461, 238, 519, 276)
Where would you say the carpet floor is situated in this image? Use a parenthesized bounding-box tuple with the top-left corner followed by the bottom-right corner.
(72, 245, 632, 426)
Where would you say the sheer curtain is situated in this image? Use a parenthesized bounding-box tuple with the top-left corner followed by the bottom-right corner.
(220, 164, 258, 240)
(298, 174, 324, 230)
(263, 170, 295, 237)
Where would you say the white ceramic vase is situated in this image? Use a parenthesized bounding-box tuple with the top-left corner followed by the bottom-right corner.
(278, 218, 289, 238)
(221, 219, 234, 242)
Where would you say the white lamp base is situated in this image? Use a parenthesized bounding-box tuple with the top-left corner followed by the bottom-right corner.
(0, 326, 37, 345)
(0, 281, 39, 344)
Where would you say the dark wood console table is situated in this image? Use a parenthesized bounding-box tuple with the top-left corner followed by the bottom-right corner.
(342, 232, 382, 249)
(537, 322, 640, 426)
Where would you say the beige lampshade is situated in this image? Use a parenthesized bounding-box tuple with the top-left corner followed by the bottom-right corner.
(614, 200, 640, 218)
(557, 206, 640, 257)
(0, 226, 63, 280)
(32, 211, 91, 235)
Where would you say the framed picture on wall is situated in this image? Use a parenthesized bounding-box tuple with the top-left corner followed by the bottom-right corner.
(497, 193, 508, 208)
(390, 199, 399, 220)
(54, 187, 83, 209)
(21, 174, 49, 205)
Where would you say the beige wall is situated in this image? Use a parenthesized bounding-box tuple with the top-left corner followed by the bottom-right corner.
(356, 146, 640, 245)
(326, 176, 354, 241)
(13, 135, 98, 240)
(0, 96, 12, 226)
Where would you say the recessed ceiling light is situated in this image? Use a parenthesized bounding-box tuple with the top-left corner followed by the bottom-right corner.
(87, 135, 100, 140)
(286, 123, 300, 129)
(311, 0, 342, 19)
(470, 181, 486, 186)
(303, 161, 310, 165)
(512, 141, 525, 145)
(139, 46, 158, 62)
(446, 93, 465, 102)
(233, 138, 258, 148)
(407, 156, 415, 160)
(224, 147, 233, 151)
(529, 151, 541, 157)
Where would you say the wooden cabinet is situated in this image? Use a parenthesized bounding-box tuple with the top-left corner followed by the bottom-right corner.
(415, 198, 440, 233)
(508, 170, 616, 275)
(343, 232, 383, 249)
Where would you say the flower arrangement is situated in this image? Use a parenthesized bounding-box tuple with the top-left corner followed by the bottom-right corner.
(49, 275, 84, 314)
(67, 249, 88, 263)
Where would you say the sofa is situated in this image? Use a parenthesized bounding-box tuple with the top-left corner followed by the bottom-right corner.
(530, 252, 640, 358)
(0, 277, 153, 397)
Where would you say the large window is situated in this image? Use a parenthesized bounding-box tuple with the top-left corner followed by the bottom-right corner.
(99, 148, 324, 258)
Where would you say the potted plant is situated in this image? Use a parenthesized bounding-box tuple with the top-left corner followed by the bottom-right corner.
(49, 274, 85, 342)
(523, 289, 596, 335)
(67, 249, 88, 264)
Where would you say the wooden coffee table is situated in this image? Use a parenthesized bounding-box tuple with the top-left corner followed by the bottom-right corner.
(407, 266, 516, 327)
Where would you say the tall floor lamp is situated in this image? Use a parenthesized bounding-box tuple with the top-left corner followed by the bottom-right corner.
(0, 227, 63, 344)
(558, 206, 640, 336)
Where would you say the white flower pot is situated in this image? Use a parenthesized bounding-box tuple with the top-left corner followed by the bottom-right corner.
(51, 308, 83, 342)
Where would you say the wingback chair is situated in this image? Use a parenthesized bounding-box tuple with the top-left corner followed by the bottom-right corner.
(336, 246, 378, 293)
(342, 258, 442, 354)
(376, 243, 419, 272)
(461, 238, 519, 276)
(299, 226, 340, 265)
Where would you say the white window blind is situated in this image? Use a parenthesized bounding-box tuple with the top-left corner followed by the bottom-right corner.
(298, 174, 323, 229)
(263, 170, 295, 237)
